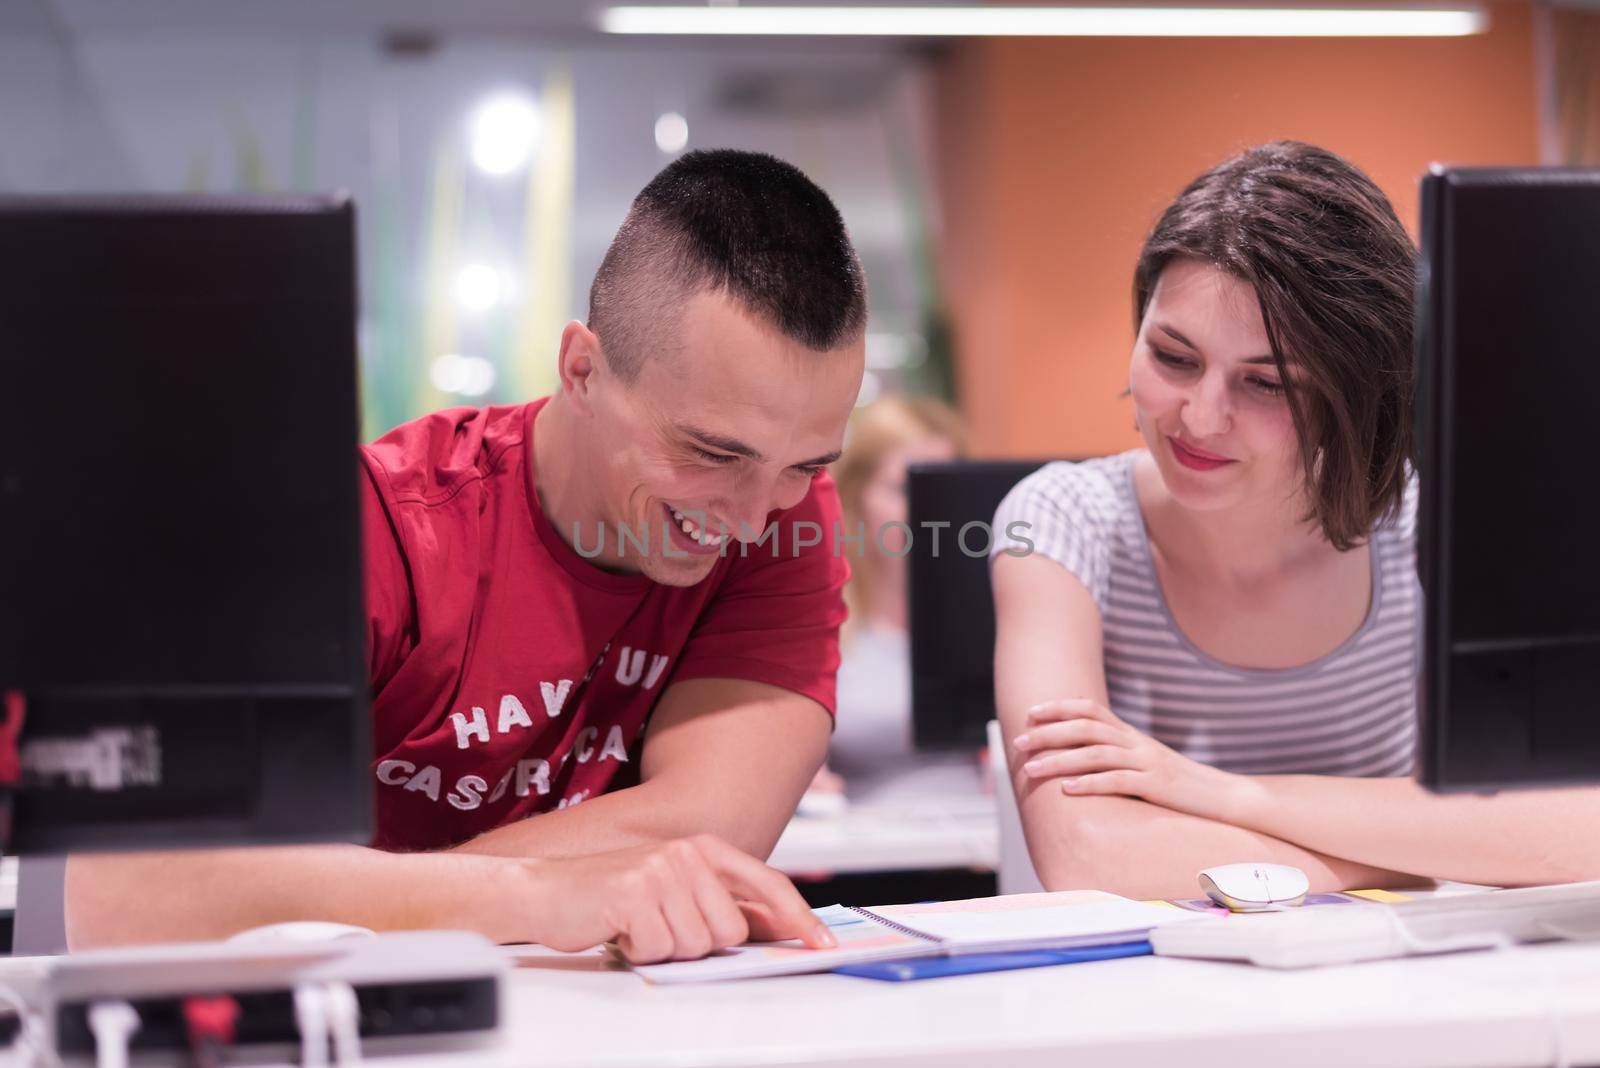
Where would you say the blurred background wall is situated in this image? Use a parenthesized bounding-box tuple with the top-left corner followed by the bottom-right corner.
(934, 1, 1543, 457)
(2, 0, 1596, 452)
(0, 1, 945, 440)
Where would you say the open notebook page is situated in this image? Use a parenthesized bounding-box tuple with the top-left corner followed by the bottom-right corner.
(631, 892, 1203, 984)
(865, 891, 1198, 953)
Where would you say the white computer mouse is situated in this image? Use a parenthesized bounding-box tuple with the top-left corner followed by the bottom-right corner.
(226, 921, 378, 946)
(1196, 863, 1310, 912)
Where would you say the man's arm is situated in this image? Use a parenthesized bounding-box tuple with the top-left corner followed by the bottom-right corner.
(66, 834, 834, 958)
(453, 677, 831, 861)
(66, 847, 519, 949)
(993, 552, 1418, 898)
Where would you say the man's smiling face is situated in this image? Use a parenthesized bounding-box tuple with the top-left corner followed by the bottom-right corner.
(585, 289, 865, 587)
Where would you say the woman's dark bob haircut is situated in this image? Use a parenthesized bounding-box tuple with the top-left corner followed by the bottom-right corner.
(1133, 140, 1416, 551)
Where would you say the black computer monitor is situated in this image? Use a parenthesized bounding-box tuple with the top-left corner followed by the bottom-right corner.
(908, 460, 1049, 750)
(1417, 166, 1600, 792)
(0, 196, 372, 852)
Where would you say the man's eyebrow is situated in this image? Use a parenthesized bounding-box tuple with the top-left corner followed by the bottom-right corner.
(1154, 323, 1277, 366)
(799, 449, 843, 468)
(677, 424, 841, 468)
(678, 424, 765, 462)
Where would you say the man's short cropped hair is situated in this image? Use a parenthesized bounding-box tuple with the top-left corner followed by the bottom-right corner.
(587, 149, 867, 380)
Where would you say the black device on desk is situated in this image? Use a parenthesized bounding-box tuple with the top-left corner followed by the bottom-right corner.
(1416, 166, 1600, 791)
(0, 196, 371, 851)
(0, 197, 503, 1062)
(907, 460, 1048, 750)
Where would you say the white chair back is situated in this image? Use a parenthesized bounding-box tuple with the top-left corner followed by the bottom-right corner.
(986, 719, 1045, 895)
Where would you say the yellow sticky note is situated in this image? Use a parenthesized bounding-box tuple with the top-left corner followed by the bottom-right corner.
(1345, 888, 1412, 903)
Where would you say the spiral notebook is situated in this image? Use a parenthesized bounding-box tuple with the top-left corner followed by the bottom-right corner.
(630, 890, 1204, 984)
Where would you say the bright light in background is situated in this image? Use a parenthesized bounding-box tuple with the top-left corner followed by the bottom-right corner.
(431, 353, 498, 397)
(654, 112, 689, 153)
(455, 263, 510, 314)
(469, 93, 542, 176)
(865, 332, 929, 371)
(855, 371, 882, 408)
(600, 5, 1486, 37)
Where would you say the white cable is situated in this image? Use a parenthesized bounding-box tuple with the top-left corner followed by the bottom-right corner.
(322, 982, 363, 1066)
(1379, 907, 1516, 956)
(1546, 995, 1570, 1068)
(1384, 908, 1582, 1068)
(293, 983, 330, 1068)
(1529, 919, 1581, 1068)
(86, 1000, 139, 1068)
(0, 984, 44, 1067)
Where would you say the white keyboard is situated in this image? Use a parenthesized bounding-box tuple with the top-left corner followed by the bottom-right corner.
(1151, 881, 1600, 968)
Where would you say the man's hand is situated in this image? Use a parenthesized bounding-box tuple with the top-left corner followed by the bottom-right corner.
(66, 837, 836, 956)
(517, 834, 838, 963)
(1012, 699, 1250, 823)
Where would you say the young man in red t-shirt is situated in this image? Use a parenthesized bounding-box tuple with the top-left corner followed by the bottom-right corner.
(67, 150, 867, 963)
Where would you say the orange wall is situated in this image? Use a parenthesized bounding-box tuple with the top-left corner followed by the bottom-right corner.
(933, 2, 1541, 458)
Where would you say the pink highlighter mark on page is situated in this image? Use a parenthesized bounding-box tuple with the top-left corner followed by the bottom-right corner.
(754, 933, 919, 958)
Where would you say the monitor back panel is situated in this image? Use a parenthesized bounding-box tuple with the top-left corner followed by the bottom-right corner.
(0, 197, 372, 850)
(908, 461, 1048, 750)
(1418, 168, 1600, 790)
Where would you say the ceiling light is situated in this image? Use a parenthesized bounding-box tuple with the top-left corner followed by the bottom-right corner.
(430, 353, 498, 397)
(599, 5, 1486, 38)
(455, 263, 510, 314)
(655, 112, 690, 154)
(469, 93, 541, 176)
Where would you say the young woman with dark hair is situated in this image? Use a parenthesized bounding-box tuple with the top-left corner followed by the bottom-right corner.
(991, 141, 1600, 898)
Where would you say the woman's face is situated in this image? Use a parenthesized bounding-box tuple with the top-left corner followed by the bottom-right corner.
(860, 435, 958, 557)
(1128, 258, 1302, 516)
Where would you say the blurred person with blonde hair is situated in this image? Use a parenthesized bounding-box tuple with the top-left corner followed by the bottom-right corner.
(808, 393, 984, 805)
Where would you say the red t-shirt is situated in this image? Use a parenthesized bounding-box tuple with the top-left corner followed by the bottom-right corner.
(359, 400, 848, 852)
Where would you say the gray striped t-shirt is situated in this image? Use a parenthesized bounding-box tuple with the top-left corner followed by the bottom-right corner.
(991, 451, 1419, 777)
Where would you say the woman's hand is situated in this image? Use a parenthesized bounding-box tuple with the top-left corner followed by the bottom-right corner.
(1012, 699, 1252, 824)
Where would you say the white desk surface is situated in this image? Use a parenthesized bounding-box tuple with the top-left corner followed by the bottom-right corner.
(389, 937, 1600, 1068)
(7, 889, 1595, 1067)
(769, 797, 998, 876)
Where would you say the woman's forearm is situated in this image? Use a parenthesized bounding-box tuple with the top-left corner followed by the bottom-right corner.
(1222, 776, 1600, 886)
(1022, 790, 1420, 900)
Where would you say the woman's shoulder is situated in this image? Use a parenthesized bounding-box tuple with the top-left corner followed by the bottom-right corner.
(990, 453, 1142, 607)
(1373, 464, 1420, 542)
(997, 451, 1139, 529)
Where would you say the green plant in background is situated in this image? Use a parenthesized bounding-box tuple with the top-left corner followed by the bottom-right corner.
(292, 46, 318, 191)
(227, 111, 272, 191)
(366, 126, 417, 443)
(184, 145, 211, 193)
(509, 66, 575, 406)
(415, 147, 465, 419)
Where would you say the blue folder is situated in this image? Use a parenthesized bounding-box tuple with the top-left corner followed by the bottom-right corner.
(833, 939, 1152, 982)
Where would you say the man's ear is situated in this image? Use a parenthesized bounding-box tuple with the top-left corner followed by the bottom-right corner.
(557, 321, 604, 414)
